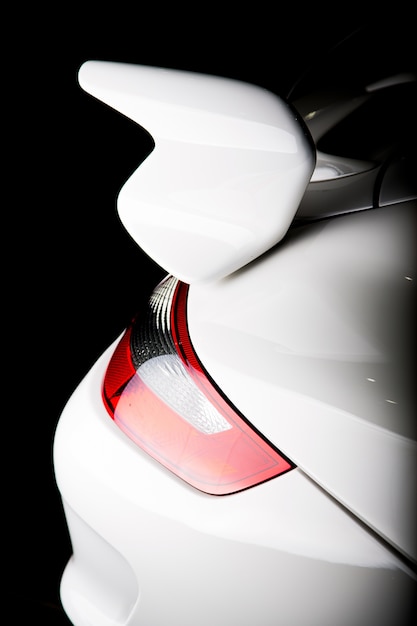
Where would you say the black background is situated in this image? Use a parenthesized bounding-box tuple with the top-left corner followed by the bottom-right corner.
(8, 7, 414, 623)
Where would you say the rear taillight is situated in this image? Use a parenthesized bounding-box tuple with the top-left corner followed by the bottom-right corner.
(102, 275, 294, 495)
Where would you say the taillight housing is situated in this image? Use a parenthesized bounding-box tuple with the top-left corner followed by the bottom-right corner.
(102, 275, 294, 495)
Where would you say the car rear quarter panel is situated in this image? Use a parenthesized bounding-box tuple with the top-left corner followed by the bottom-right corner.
(187, 202, 417, 561)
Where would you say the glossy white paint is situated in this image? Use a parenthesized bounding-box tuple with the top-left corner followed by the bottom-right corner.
(78, 61, 315, 282)
(55, 60, 416, 625)
(187, 201, 416, 561)
(54, 345, 416, 626)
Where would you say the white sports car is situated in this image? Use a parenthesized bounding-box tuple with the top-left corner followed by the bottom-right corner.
(53, 26, 416, 625)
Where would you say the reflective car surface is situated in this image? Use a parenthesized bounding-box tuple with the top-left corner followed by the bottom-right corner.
(53, 25, 416, 625)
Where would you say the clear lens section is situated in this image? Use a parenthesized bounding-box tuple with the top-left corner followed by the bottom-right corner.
(102, 275, 294, 495)
(137, 355, 232, 435)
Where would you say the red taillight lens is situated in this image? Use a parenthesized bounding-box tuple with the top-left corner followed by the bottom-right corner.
(103, 276, 294, 495)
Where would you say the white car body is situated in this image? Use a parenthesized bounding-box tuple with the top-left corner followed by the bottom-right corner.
(53, 29, 416, 626)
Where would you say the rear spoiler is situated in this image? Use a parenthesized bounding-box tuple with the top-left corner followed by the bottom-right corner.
(78, 61, 315, 282)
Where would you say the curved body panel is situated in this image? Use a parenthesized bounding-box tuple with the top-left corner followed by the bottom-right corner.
(54, 347, 416, 626)
(187, 201, 416, 560)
